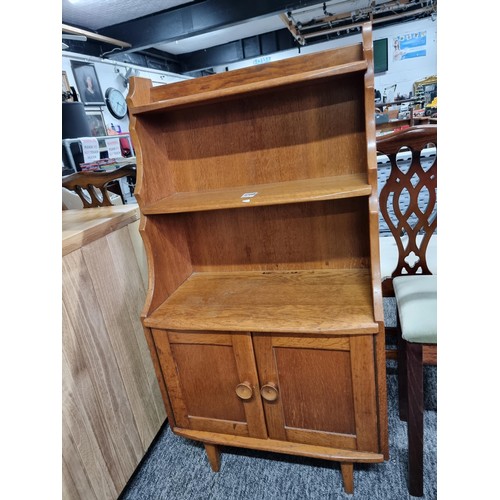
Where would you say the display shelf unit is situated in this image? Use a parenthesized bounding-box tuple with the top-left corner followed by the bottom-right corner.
(62, 133, 135, 173)
(128, 22, 387, 494)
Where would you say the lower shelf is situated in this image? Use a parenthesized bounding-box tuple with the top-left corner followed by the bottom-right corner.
(144, 268, 379, 334)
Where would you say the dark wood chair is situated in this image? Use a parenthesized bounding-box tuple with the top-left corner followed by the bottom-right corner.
(62, 164, 136, 208)
(376, 125, 437, 497)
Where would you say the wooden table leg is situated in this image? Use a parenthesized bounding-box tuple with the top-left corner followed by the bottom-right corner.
(204, 443, 221, 472)
(340, 462, 354, 494)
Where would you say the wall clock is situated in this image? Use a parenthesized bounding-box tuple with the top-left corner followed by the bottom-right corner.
(105, 87, 128, 119)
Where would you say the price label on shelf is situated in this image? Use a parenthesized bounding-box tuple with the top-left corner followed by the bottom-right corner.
(80, 137, 100, 163)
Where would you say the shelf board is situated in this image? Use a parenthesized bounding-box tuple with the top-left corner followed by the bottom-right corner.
(132, 60, 368, 115)
(143, 173, 371, 214)
(144, 269, 379, 335)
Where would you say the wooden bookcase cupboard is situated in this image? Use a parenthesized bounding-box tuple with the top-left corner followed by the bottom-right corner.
(128, 22, 388, 494)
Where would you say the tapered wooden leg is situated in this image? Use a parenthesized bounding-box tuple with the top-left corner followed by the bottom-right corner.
(204, 443, 221, 472)
(340, 462, 354, 494)
(397, 333, 408, 422)
(407, 342, 424, 497)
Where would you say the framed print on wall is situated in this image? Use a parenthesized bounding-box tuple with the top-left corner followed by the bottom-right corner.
(85, 108, 107, 137)
(71, 61, 105, 106)
(62, 71, 74, 102)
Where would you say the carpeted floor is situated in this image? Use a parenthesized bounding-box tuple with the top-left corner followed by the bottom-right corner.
(119, 354, 437, 499)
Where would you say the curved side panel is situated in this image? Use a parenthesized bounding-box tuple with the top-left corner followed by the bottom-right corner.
(127, 77, 152, 208)
(139, 214, 193, 319)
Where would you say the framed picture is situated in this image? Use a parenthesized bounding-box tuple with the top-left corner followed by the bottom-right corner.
(62, 71, 74, 102)
(62, 71, 71, 93)
(71, 61, 105, 105)
(85, 108, 107, 137)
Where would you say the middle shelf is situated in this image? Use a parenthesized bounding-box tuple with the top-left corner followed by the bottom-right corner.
(144, 268, 379, 335)
(142, 173, 372, 214)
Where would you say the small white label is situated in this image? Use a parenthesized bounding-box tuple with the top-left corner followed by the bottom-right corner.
(80, 137, 100, 163)
(105, 137, 123, 159)
(241, 192, 258, 198)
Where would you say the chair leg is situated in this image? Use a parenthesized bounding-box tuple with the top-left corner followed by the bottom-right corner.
(407, 342, 424, 497)
(397, 334, 408, 422)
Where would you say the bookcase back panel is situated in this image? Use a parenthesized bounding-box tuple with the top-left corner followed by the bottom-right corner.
(180, 198, 370, 272)
(141, 75, 366, 197)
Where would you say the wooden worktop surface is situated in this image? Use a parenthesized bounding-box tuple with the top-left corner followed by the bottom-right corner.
(62, 204, 140, 256)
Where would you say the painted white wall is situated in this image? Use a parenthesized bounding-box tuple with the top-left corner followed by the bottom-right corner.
(62, 16, 436, 134)
(62, 52, 191, 133)
(211, 17, 437, 99)
(373, 17, 437, 99)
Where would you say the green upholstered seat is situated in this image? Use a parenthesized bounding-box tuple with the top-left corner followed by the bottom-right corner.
(393, 275, 437, 344)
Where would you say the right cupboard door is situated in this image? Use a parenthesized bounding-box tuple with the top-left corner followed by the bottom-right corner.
(253, 333, 380, 453)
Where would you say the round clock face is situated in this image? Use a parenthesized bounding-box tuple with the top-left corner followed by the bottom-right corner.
(105, 87, 128, 119)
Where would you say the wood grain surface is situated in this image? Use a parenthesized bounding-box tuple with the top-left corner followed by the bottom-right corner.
(62, 214, 166, 500)
(145, 269, 379, 334)
(62, 205, 139, 256)
(127, 22, 388, 492)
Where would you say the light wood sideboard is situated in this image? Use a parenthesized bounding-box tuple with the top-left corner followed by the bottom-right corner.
(62, 205, 166, 500)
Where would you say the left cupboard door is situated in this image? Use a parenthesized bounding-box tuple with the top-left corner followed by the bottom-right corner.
(152, 329, 268, 439)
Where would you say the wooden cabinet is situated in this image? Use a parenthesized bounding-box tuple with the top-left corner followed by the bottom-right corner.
(154, 329, 379, 448)
(127, 22, 387, 494)
(62, 206, 166, 500)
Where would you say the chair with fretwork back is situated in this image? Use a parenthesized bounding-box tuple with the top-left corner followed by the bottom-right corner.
(62, 164, 136, 209)
(376, 125, 437, 497)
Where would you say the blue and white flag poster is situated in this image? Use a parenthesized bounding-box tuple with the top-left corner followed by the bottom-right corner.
(393, 31, 427, 61)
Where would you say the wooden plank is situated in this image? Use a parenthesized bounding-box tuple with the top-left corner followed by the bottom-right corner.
(145, 269, 379, 334)
(131, 44, 365, 114)
(271, 335, 350, 350)
(168, 331, 233, 346)
(375, 327, 389, 459)
(62, 205, 139, 256)
(350, 335, 379, 453)
(134, 61, 367, 113)
(285, 428, 356, 450)
(152, 329, 191, 428)
(62, 23, 131, 48)
(231, 333, 268, 439)
(62, 454, 94, 500)
(143, 174, 371, 214)
(174, 428, 384, 464)
(62, 249, 145, 496)
(62, 300, 119, 500)
(127, 219, 148, 289)
(185, 198, 370, 274)
(423, 345, 437, 365)
(252, 334, 287, 441)
(82, 227, 166, 449)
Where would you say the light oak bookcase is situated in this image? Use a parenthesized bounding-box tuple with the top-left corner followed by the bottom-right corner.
(128, 22, 388, 494)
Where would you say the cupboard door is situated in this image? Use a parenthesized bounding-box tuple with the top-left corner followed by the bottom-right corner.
(152, 329, 267, 438)
(253, 334, 380, 453)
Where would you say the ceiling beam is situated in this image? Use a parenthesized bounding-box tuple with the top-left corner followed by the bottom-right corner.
(62, 23, 131, 48)
(98, 0, 329, 53)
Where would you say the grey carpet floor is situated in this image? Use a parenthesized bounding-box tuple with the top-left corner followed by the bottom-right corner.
(120, 355, 436, 500)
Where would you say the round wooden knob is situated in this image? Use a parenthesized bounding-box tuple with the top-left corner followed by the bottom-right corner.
(235, 382, 253, 400)
(260, 383, 279, 402)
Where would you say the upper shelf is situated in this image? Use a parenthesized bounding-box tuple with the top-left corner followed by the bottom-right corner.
(129, 43, 367, 115)
(142, 173, 371, 214)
